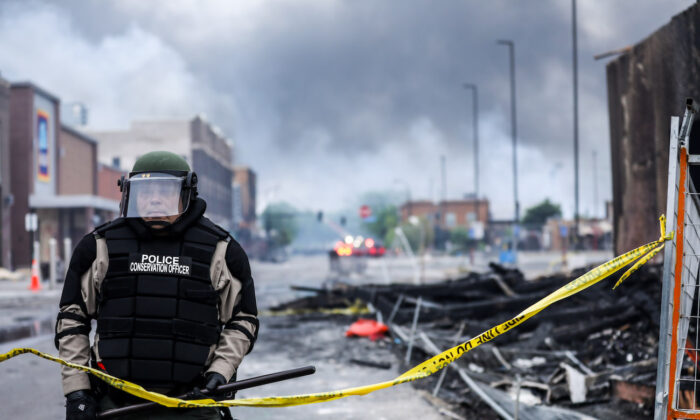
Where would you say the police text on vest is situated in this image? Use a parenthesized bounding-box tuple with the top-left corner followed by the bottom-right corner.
(129, 253, 191, 275)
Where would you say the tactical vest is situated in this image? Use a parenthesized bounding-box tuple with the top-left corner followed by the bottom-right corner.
(95, 218, 229, 389)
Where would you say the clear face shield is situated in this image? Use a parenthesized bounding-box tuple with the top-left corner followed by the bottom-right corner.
(119, 172, 192, 224)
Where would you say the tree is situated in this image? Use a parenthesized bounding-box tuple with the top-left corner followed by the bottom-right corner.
(365, 205, 399, 245)
(262, 202, 299, 246)
(449, 227, 473, 251)
(390, 217, 434, 252)
(522, 199, 562, 227)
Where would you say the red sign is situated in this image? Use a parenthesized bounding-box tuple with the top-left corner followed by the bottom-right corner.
(359, 205, 371, 219)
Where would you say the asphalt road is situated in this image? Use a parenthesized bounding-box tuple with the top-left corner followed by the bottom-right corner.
(0, 254, 451, 419)
(0, 321, 444, 420)
(0, 251, 614, 419)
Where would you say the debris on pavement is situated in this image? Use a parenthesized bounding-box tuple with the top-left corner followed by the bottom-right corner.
(349, 358, 392, 370)
(271, 261, 662, 419)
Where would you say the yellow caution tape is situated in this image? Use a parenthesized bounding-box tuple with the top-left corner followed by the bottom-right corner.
(0, 216, 674, 408)
(259, 299, 370, 316)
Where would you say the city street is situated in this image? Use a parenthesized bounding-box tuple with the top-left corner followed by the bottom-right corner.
(0, 251, 614, 419)
(2, 1, 698, 417)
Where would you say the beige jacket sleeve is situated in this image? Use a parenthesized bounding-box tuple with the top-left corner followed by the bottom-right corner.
(206, 240, 258, 381)
(56, 236, 108, 395)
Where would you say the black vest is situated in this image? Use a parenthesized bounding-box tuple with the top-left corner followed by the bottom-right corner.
(95, 217, 229, 389)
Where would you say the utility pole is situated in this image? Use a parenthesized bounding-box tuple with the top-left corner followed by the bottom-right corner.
(463, 83, 479, 199)
(572, 0, 580, 228)
(593, 150, 598, 218)
(440, 155, 447, 202)
(440, 155, 447, 230)
(497, 39, 519, 260)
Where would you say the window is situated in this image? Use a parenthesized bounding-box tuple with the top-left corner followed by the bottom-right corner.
(446, 212, 456, 228)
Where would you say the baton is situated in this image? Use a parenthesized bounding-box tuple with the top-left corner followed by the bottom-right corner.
(97, 365, 316, 418)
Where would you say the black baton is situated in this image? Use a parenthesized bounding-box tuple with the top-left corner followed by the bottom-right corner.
(97, 365, 316, 418)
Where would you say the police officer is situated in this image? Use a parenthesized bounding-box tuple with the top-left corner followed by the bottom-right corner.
(56, 151, 258, 419)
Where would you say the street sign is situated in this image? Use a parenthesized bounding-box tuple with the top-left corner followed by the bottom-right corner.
(470, 221, 485, 240)
(25, 213, 38, 232)
(560, 225, 568, 238)
(359, 205, 372, 219)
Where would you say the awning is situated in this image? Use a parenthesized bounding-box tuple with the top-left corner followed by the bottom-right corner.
(29, 194, 119, 212)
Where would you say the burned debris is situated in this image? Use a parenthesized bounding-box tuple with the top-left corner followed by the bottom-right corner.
(273, 262, 663, 419)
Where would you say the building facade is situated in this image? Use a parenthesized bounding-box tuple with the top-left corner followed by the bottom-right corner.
(400, 198, 489, 228)
(9, 83, 61, 268)
(51, 125, 119, 255)
(97, 162, 126, 202)
(233, 166, 256, 228)
(0, 77, 11, 268)
(88, 116, 235, 230)
(607, 3, 699, 253)
(9, 82, 119, 268)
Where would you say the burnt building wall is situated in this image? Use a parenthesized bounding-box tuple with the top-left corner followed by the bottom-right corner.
(607, 3, 700, 254)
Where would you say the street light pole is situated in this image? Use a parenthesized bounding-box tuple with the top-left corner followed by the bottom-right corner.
(463, 83, 479, 200)
(572, 0, 580, 230)
(593, 150, 598, 218)
(497, 39, 519, 259)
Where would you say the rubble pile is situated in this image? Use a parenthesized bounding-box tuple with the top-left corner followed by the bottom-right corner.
(273, 262, 663, 419)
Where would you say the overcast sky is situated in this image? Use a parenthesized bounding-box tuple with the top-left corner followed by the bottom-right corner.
(0, 0, 695, 219)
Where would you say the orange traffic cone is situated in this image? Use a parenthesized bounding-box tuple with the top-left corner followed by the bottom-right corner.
(29, 258, 42, 291)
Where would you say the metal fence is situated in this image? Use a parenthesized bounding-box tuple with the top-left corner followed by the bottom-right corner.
(656, 99, 700, 419)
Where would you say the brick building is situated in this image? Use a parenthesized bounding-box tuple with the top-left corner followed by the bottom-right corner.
(399, 200, 436, 220)
(233, 166, 256, 228)
(9, 82, 118, 268)
(97, 162, 126, 202)
(51, 125, 119, 248)
(0, 76, 11, 268)
(399, 198, 489, 229)
(9, 82, 61, 268)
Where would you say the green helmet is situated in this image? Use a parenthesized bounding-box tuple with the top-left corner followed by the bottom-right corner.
(131, 151, 192, 173)
(118, 151, 198, 222)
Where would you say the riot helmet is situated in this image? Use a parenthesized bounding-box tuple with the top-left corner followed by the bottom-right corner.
(118, 151, 198, 227)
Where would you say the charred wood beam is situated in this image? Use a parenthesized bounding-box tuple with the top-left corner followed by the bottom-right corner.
(442, 292, 549, 319)
(550, 308, 639, 342)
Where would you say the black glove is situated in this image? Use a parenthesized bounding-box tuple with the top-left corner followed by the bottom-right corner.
(187, 372, 228, 401)
(204, 372, 227, 393)
(65, 390, 97, 420)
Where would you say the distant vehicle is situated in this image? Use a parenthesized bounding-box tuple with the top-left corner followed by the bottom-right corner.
(351, 237, 386, 258)
(329, 237, 385, 275)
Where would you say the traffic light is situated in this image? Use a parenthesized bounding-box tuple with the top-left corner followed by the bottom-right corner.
(317, 211, 323, 222)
